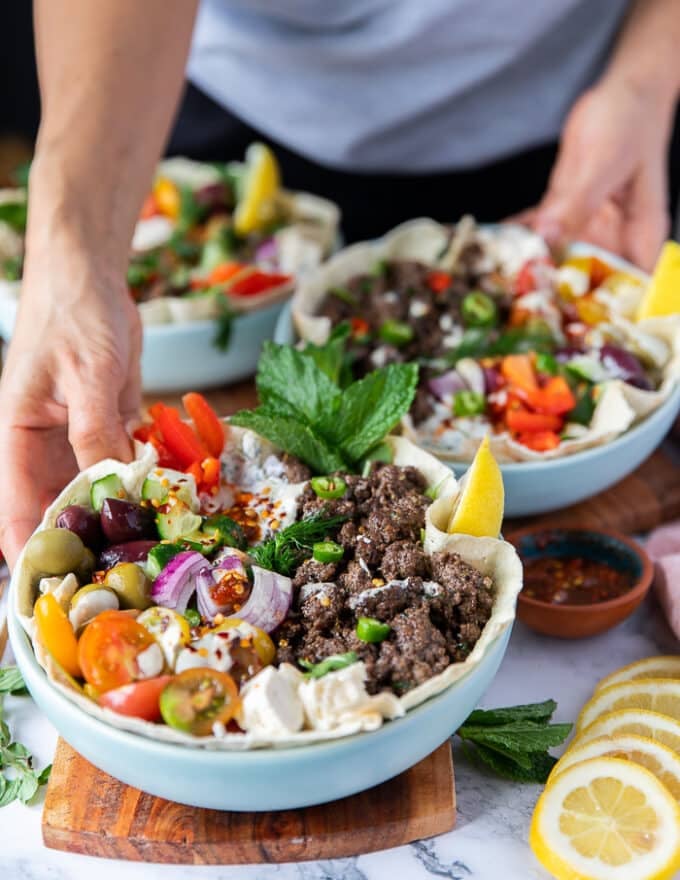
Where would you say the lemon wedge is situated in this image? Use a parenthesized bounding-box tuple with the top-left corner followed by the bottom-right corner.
(530, 757, 680, 880)
(636, 241, 680, 321)
(446, 435, 504, 537)
(574, 710, 680, 757)
(595, 657, 680, 693)
(553, 734, 680, 801)
(233, 142, 281, 237)
(577, 680, 680, 732)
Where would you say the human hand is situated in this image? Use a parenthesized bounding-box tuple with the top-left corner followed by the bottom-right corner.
(0, 252, 141, 568)
(520, 80, 676, 270)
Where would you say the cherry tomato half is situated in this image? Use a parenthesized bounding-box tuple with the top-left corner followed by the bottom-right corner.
(34, 593, 81, 678)
(213, 619, 276, 666)
(99, 675, 173, 721)
(77, 610, 157, 692)
(159, 668, 239, 736)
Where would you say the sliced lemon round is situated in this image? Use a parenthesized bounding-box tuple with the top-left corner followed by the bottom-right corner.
(233, 142, 281, 237)
(574, 710, 680, 758)
(577, 680, 680, 732)
(596, 657, 680, 693)
(530, 757, 680, 880)
(446, 435, 504, 537)
(553, 734, 680, 801)
(636, 241, 680, 321)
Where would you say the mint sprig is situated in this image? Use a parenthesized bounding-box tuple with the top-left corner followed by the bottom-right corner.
(456, 700, 571, 783)
(0, 666, 51, 807)
(231, 340, 418, 474)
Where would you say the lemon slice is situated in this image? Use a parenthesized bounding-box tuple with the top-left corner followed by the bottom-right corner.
(530, 757, 680, 880)
(574, 710, 680, 757)
(446, 435, 504, 537)
(577, 680, 680, 732)
(233, 142, 281, 237)
(636, 241, 680, 321)
(595, 657, 680, 693)
(553, 734, 680, 801)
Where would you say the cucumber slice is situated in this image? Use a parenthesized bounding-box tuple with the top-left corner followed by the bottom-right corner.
(90, 474, 126, 512)
(145, 542, 185, 579)
(156, 501, 202, 541)
(202, 514, 247, 551)
(182, 531, 222, 555)
(142, 474, 195, 507)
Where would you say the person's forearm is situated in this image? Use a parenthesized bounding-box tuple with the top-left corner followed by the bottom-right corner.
(28, 0, 198, 274)
(602, 0, 680, 104)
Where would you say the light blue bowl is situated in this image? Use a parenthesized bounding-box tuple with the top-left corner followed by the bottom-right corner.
(9, 608, 510, 811)
(274, 305, 680, 517)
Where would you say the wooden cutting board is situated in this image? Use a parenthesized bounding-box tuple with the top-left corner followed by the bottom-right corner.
(146, 380, 680, 536)
(42, 739, 455, 864)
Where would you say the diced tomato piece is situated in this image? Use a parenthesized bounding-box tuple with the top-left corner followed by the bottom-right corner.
(426, 271, 452, 293)
(589, 256, 614, 289)
(516, 430, 561, 452)
(99, 676, 173, 722)
(350, 317, 370, 339)
(139, 193, 159, 220)
(501, 354, 538, 393)
(526, 376, 576, 415)
(207, 261, 245, 286)
(229, 270, 292, 297)
(200, 456, 221, 492)
(506, 408, 562, 433)
(153, 177, 181, 219)
(514, 257, 554, 296)
(182, 392, 225, 458)
(148, 403, 210, 469)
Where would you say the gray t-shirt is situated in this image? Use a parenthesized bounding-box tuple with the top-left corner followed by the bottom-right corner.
(188, 0, 631, 172)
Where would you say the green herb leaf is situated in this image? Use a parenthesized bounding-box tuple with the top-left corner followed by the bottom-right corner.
(250, 509, 348, 576)
(0, 667, 28, 697)
(464, 699, 557, 727)
(324, 362, 418, 462)
(0, 201, 27, 233)
(302, 323, 352, 386)
(299, 652, 358, 679)
(213, 297, 237, 352)
(459, 720, 573, 753)
(465, 742, 558, 784)
(230, 407, 348, 475)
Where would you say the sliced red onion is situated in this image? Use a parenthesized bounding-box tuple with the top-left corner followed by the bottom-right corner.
(254, 237, 278, 265)
(600, 344, 652, 390)
(224, 565, 293, 633)
(151, 550, 206, 613)
(482, 365, 503, 394)
(196, 549, 249, 621)
(427, 369, 467, 400)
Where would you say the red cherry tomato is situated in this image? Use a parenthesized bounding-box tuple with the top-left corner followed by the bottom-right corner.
(159, 668, 240, 736)
(78, 610, 157, 692)
(99, 675, 173, 721)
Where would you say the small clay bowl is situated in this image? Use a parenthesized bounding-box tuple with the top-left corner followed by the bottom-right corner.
(508, 528, 653, 639)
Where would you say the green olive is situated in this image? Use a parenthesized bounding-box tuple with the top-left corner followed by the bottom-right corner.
(104, 563, 152, 610)
(75, 547, 97, 584)
(70, 583, 118, 608)
(24, 528, 85, 576)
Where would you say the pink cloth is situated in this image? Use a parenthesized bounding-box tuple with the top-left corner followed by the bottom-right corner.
(646, 521, 680, 640)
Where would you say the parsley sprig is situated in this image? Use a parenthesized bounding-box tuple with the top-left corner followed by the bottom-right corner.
(456, 699, 571, 783)
(0, 666, 51, 806)
(250, 509, 347, 576)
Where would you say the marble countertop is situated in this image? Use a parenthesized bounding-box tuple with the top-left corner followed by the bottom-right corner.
(1, 594, 677, 880)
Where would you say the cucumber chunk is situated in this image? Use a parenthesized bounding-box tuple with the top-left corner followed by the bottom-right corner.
(156, 501, 202, 541)
(90, 474, 126, 512)
(145, 542, 186, 579)
(141, 474, 195, 507)
(202, 514, 247, 551)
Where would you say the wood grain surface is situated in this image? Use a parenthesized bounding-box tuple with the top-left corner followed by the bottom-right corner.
(42, 739, 456, 864)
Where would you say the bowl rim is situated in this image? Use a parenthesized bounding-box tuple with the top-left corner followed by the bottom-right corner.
(507, 526, 654, 614)
(142, 297, 287, 339)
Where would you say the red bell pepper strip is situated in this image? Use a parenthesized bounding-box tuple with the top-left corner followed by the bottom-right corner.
(133, 422, 181, 469)
(182, 393, 225, 458)
(506, 408, 562, 433)
(139, 193, 159, 220)
(229, 270, 292, 296)
(208, 261, 245, 286)
(525, 376, 576, 415)
(501, 354, 538, 393)
(516, 430, 561, 452)
(426, 271, 452, 293)
(148, 403, 210, 468)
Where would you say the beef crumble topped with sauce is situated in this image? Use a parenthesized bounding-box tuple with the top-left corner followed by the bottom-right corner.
(274, 463, 495, 695)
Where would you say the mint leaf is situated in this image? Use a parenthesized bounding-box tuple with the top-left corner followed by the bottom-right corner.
(230, 408, 348, 474)
(464, 700, 557, 727)
(0, 667, 27, 697)
(325, 362, 419, 462)
(256, 342, 341, 428)
(466, 742, 557, 784)
(460, 720, 572, 753)
(302, 323, 352, 386)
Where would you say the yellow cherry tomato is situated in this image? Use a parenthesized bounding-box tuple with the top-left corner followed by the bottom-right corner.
(34, 592, 81, 678)
(575, 294, 609, 326)
(213, 618, 276, 666)
(153, 176, 181, 220)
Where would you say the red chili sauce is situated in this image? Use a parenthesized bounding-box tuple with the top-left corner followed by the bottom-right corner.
(522, 555, 635, 605)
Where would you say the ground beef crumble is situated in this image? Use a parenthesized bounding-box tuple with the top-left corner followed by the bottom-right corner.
(274, 463, 495, 695)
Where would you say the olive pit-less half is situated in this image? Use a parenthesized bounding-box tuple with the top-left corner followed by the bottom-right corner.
(24, 528, 86, 576)
(104, 562, 153, 610)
